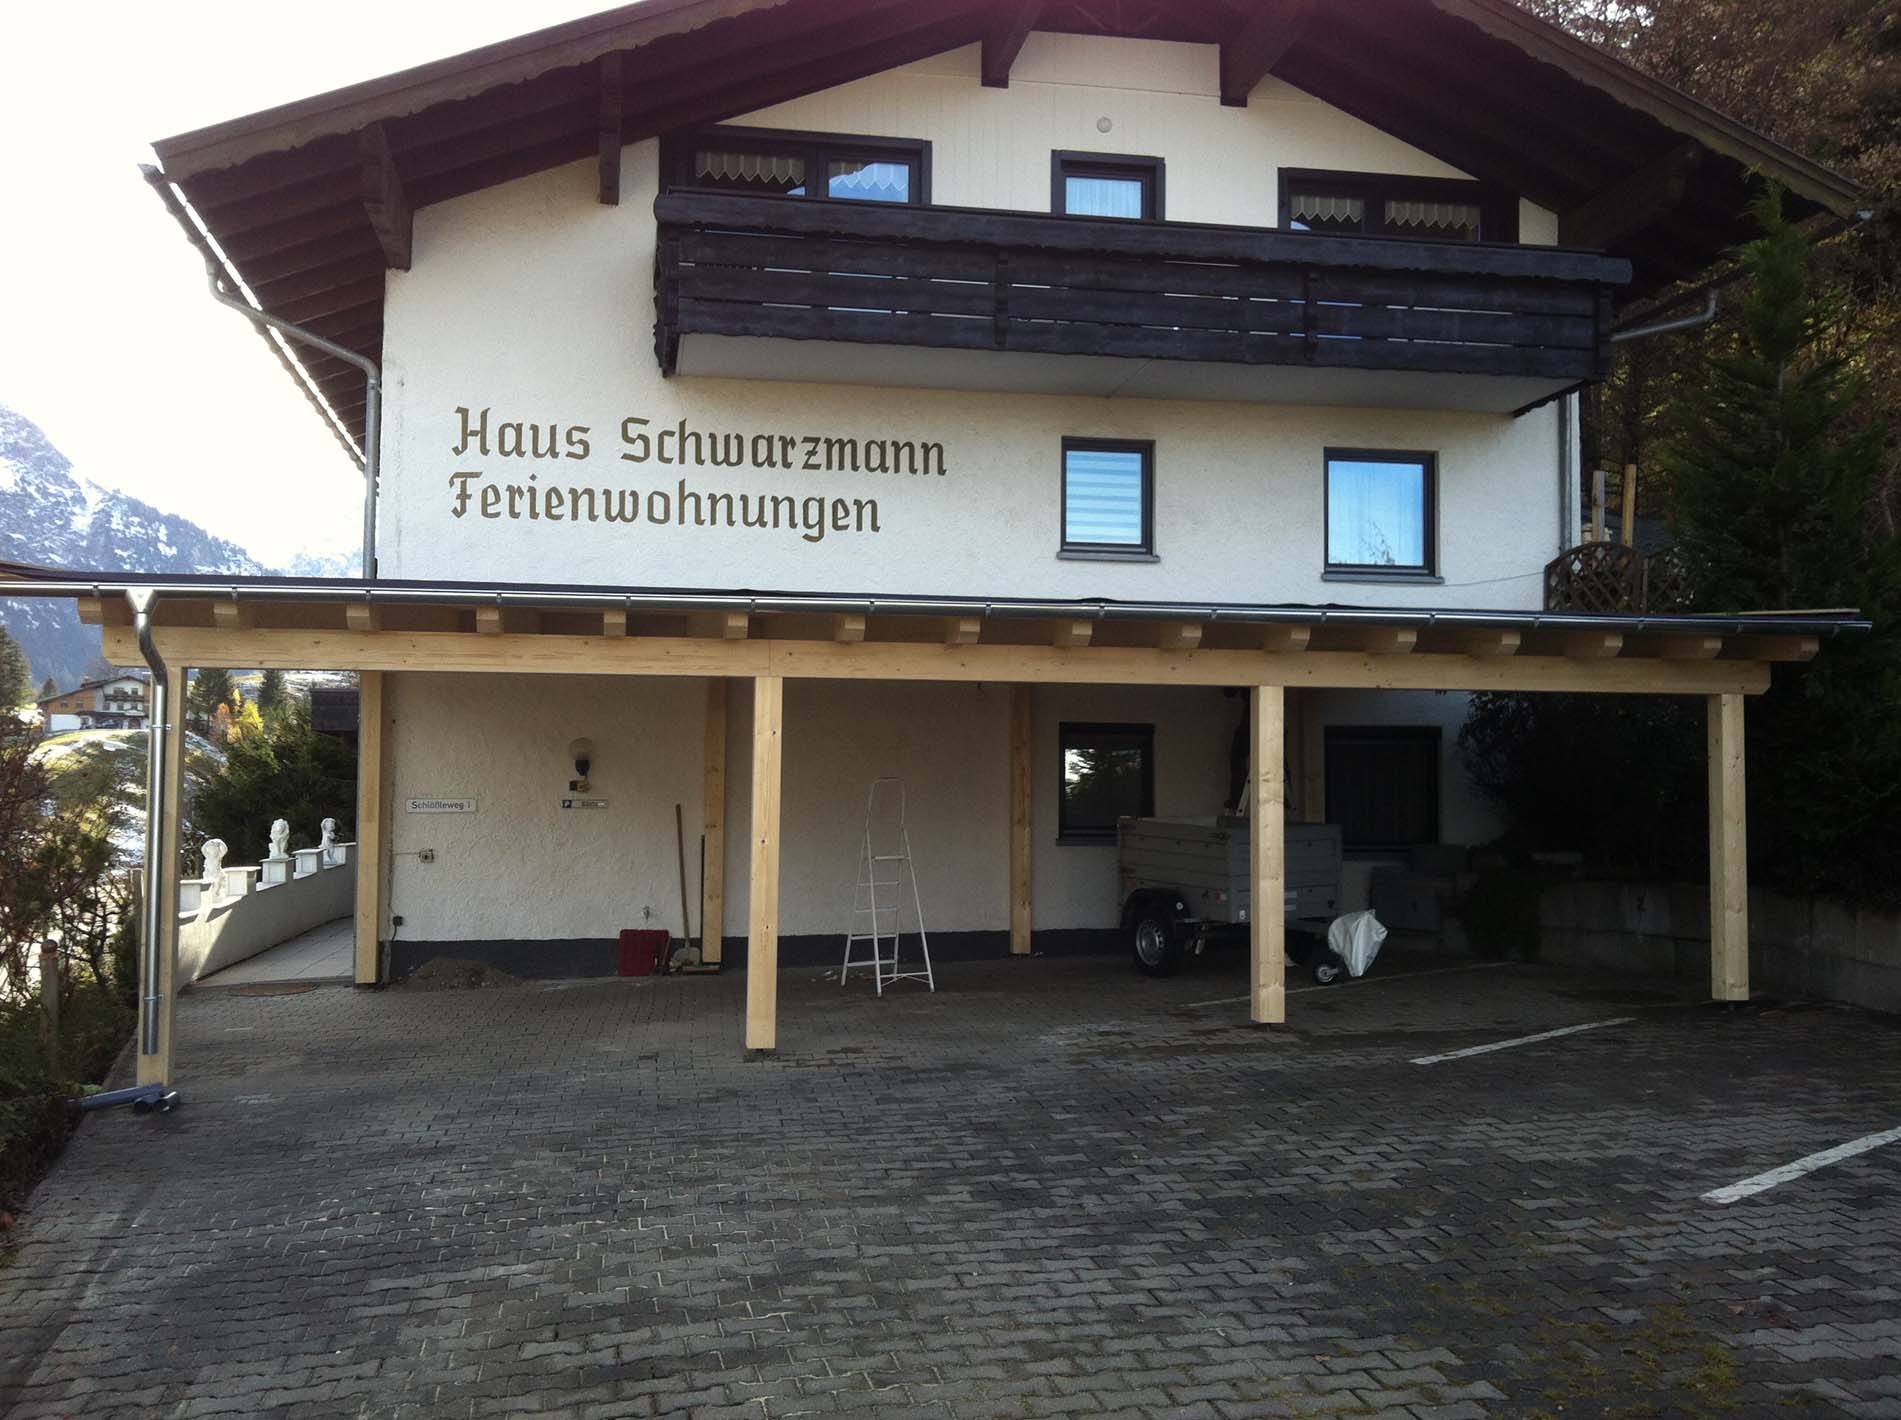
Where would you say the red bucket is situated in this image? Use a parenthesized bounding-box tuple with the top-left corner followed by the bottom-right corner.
(618, 929, 669, 977)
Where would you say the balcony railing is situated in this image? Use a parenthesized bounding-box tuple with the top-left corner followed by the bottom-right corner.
(654, 190, 1629, 390)
(1545, 541, 1690, 613)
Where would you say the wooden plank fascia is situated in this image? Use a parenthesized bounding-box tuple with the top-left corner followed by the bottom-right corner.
(102, 625, 1777, 696)
(597, 52, 623, 205)
(981, 0, 1041, 88)
(1220, 0, 1316, 107)
(356, 121, 412, 271)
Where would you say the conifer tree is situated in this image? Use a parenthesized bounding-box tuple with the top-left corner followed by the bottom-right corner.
(0, 623, 31, 710)
(256, 668, 287, 716)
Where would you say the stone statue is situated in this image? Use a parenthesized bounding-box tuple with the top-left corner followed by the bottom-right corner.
(200, 839, 228, 899)
(319, 818, 338, 852)
(268, 818, 290, 860)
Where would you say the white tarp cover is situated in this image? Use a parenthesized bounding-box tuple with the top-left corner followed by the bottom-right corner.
(1328, 909, 1388, 978)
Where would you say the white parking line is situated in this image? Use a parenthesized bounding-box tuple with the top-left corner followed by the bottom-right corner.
(1180, 960, 1503, 1011)
(1702, 1125, 1901, 1205)
(1409, 1016, 1633, 1066)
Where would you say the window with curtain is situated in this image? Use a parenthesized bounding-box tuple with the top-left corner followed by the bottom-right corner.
(675, 127, 927, 204)
(1053, 153, 1162, 220)
(1325, 451, 1435, 574)
(1324, 727, 1440, 850)
(1280, 169, 1515, 243)
(1059, 723, 1155, 842)
(1062, 440, 1154, 554)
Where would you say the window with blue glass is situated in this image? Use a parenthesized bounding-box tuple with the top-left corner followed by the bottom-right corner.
(1324, 450, 1436, 576)
(1062, 439, 1154, 556)
(1052, 152, 1162, 220)
(668, 126, 928, 204)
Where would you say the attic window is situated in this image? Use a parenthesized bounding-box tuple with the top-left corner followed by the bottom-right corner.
(669, 125, 929, 204)
(1281, 169, 1515, 243)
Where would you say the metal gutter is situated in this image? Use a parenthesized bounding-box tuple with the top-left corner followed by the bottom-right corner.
(126, 589, 170, 1072)
(141, 166, 381, 579)
(4, 573, 1870, 641)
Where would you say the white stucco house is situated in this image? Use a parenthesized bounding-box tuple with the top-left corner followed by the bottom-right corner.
(7, 0, 1869, 1084)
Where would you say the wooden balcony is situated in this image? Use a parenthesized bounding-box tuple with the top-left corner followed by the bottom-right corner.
(653, 191, 1630, 414)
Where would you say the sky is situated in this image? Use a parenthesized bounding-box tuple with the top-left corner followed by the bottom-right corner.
(0, 1, 603, 568)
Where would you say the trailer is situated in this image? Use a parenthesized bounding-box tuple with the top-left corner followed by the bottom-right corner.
(1116, 816, 1345, 980)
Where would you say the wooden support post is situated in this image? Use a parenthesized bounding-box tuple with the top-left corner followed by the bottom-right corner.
(354, 670, 384, 984)
(597, 52, 623, 205)
(1591, 468, 1607, 542)
(1249, 685, 1286, 1025)
(137, 666, 186, 1088)
(357, 121, 412, 270)
(702, 679, 727, 964)
(1708, 693, 1749, 1002)
(745, 675, 783, 1050)
(1620, 461, 1638, 548)
(1009, 685, 1033, 956)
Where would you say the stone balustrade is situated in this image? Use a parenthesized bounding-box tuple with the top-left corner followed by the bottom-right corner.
(174, 817, 357, 983)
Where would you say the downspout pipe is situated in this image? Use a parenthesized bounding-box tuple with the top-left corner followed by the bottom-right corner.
(1611, 290, 1719, 344)
(140, 165, 382, 580)
(128, 588, 169, 1062)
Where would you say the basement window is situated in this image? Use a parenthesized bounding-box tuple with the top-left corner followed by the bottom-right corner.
(667, 125, 930, 204)
(1059, 723, 1155, 844)
(1279, 169, 1517, 243)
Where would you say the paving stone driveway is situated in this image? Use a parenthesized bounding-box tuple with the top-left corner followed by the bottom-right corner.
(3, 949, 1899, 1420)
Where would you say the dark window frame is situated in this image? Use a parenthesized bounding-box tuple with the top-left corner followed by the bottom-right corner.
(1057, 721, 1156, 845)
(1060, 437, 1156, 557)
(1324, 725, 1442, 852)
(661, 123, 932, 204)
(1051, 150, 1165, 220)
(1322, 446, 1438, 579)
(1277, 168, 1518, 243)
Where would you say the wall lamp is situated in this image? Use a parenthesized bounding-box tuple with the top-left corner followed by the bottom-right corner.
(569, 737, 594, 793)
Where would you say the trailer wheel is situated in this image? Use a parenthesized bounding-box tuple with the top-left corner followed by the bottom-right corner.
(1131, 909, 1186, 977)
(1312, 955, 1346, 986)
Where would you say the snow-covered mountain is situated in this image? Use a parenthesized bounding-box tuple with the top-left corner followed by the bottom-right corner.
(0, 403, 353, 689)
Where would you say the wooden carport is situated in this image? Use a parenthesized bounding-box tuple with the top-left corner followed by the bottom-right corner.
(11, 573, 1863, 1077)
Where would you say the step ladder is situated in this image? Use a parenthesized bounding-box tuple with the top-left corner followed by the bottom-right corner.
(841, 777, 934, 994)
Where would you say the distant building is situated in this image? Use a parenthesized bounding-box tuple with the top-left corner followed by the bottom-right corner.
(38, 673, 148, 732)
(308, 686, 359, 738)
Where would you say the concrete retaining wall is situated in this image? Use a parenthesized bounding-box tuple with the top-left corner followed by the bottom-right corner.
(1538, 880, 1901, 1014)
(178, 861, 356, 984)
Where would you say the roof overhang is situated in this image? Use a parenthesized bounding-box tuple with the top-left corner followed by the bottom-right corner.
(146, 0, 1864, 451)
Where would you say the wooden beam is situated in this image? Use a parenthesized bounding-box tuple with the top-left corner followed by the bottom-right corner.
(945, 616, 982, 646)
(702, 678, 727, 965)
(137, 666, 186, 1088)
(474, 606, 539, 635)
(1353, 626, 1418, 655)
(1707, 692, 1749, 1002)
(356, 122, 412, 271)
(601, 609, 629, 637)
(354, 670, 384, 985)
(745, 675, 784, 1051)
(211, 601, 256, 631)
(1155, 622, 1203, 651)
(1722, 635, 1819, 663)
(1051, 619, 1093, 649)
(344, 603, 382, 633)
(1456, 628, 1521, 657)
(1249, 684, 1286, 1024)
(832, 613, 867, 643)
(76, 596, 131, 627)
(104, 625, 1778, 697)
(597, 52, 623, 205)
(1221, 0, 1315, 106)
(690, 610, 750, 640)
(1626, 633, 1723, 660)
(1560, 141, 1702, 248)
(1009, 684, 1033, 957)
(981, 0, 1041, 88)
(1560, 631, 1624, 659)
(1260, 624, 1312, 653)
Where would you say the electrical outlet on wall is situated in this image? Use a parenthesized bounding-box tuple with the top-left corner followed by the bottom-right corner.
(418, 848, 436, 863)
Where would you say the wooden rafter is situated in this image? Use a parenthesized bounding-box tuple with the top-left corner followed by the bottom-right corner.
(598, 53, 624, 204)
(1219, 0, 1314, 107)
(981, 0, 1042, 87)
(356, 122, 412, 270)
(1560, 141, 1702, 249)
